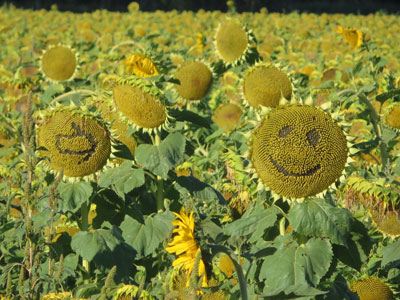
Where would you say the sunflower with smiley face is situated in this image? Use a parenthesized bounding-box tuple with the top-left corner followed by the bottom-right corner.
(250, 104, 349, 199)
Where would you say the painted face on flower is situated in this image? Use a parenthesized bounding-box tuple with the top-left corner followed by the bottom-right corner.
(251, 105, 348, 198)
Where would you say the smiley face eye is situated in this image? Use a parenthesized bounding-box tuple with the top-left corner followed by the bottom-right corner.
(306, 128, 320, 146)
(279, 125, 292, 138)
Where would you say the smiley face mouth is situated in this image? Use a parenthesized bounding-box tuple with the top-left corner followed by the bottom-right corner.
(270, 155, 321, 177)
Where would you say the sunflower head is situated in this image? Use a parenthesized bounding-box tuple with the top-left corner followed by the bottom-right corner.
(215, 18, 250, 66)
(112, 284, 153, 300)
(350, 277, 394, 300)
(212, 103, 243, 131)
(37, 107, 111, 177)
(40, 44, 78, 82)
(166, 207, 207, 288)
(123, 53, 158, 77)
(175, 61, 213, 101)
(384, 103, 400, 129)
(243, 63, 292, 109)
(371, 208, 400, 238)
(98, 101, 136, 162)
(250, 105, 348, 198)
(336, 26, 363, 49)
(112, 77, 168, 133)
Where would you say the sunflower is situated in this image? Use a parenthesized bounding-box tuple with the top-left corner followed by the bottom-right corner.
(111, 76, 169, 134)
(250, 105, 349, 199)
(112, 284, 153, 300)
(336, 26, 363, 49)
(40, 44, 78, 82)
(123, 54, 158, 77)
(350, 277, 394, 300)
(166, 207, 207, 287)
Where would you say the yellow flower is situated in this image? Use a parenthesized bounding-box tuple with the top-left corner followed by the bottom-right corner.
(123, 54, 158, 77)
(166, 207, 207, 287)
(336, 26, 363, 49)
(127, 2, 140, 12)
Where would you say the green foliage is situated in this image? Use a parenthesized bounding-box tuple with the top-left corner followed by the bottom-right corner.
(120, 212, 174, 258)
(288, 198, 352, 245)
(260, 237, 333, 297)
(58, 181, 93, 213)
(135, 132, 186, 179)
(99, 161, 145, 197)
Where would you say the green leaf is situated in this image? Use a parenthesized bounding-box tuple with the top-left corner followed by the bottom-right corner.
(135, 133, 186, 179)
(169, 109, 211, 128)
(381, 126, 397, 144)
(120, 211, 174, 258)
(32, 207, 51, 228)
(71, 227, 136, 280)
(99, 161, 145, 196)
(333, 219, 373, 271)
(260, 238, 332, 296)
(39, 83, 64, 104)
(224, 203, 278, 242)
(382, 240, 400, 267)
(58, 181, 93, 213)
(175, 176, 226, 204)
(321, 280, 358, 300)
(376, 88, 400, 103)
(288, 198, 352, 245)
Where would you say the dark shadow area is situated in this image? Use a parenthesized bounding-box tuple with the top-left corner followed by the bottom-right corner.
(1, 0, 400, 14)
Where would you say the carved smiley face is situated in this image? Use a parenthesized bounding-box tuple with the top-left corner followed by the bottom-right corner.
(251, 105, 348, 198)
(38, 110, 111, 177)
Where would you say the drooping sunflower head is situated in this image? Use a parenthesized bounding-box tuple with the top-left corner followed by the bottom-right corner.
(112, 284, 153, 300)
(336, 26, 363, 49)
(370, 208, 400, 238)
(174, 61, 213, 101)
(243, 63, 292, 109)
(123, 53, 158, 77)
(350, 277, 394, 300)
(97, 100, 136, 163)
(112, 76, 168, 133)
(37, 107, 111, 177)
(250, 105, 348, 198)
(214, 18, 251, 66)
(212, 103, 243, 131)
(383, 102, 400, 130)
(40, 44, 78, 82)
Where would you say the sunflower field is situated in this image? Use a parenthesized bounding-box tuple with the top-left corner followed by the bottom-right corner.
(1, 1, 400, 299)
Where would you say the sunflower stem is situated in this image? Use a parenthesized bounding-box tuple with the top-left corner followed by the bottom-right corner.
(358, 93, 391, 175)
(80, 200, 90, 274)
(208, 244, 248, 300)
(154, 133, 164, 211)
(52, 89, 97, 103)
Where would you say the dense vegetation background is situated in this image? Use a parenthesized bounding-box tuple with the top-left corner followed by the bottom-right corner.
(1, 0, 400, 13)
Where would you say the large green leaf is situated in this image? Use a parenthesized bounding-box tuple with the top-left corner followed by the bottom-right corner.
(99, 161, 145, 197)
(333, 219, 373, 271)
(224, 203, 278, 242)
(382, 240, 400, 267)
(58, 181, 93, 213)
(175, 176, 226, 204)
(260, 238, 332, 297)
(120, 211, 174, 258)
(71, 227, 136, 280)
(288, 198, 352, 245)
(135, 133, 186, 178)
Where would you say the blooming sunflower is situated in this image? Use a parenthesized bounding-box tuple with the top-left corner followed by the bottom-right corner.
(166, 207, 207, 287)
(336, 26, 363, 49)
(123, 53, 158, 77)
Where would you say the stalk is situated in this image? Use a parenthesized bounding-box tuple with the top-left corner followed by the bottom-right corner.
(154, 133, 164, 211)
(209, 244, 248, 300)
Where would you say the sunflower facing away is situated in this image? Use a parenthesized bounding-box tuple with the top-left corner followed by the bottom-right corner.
(166, 207, 208, 287)
(123, 53, 158, 77)
(336, 26, 363, 49)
